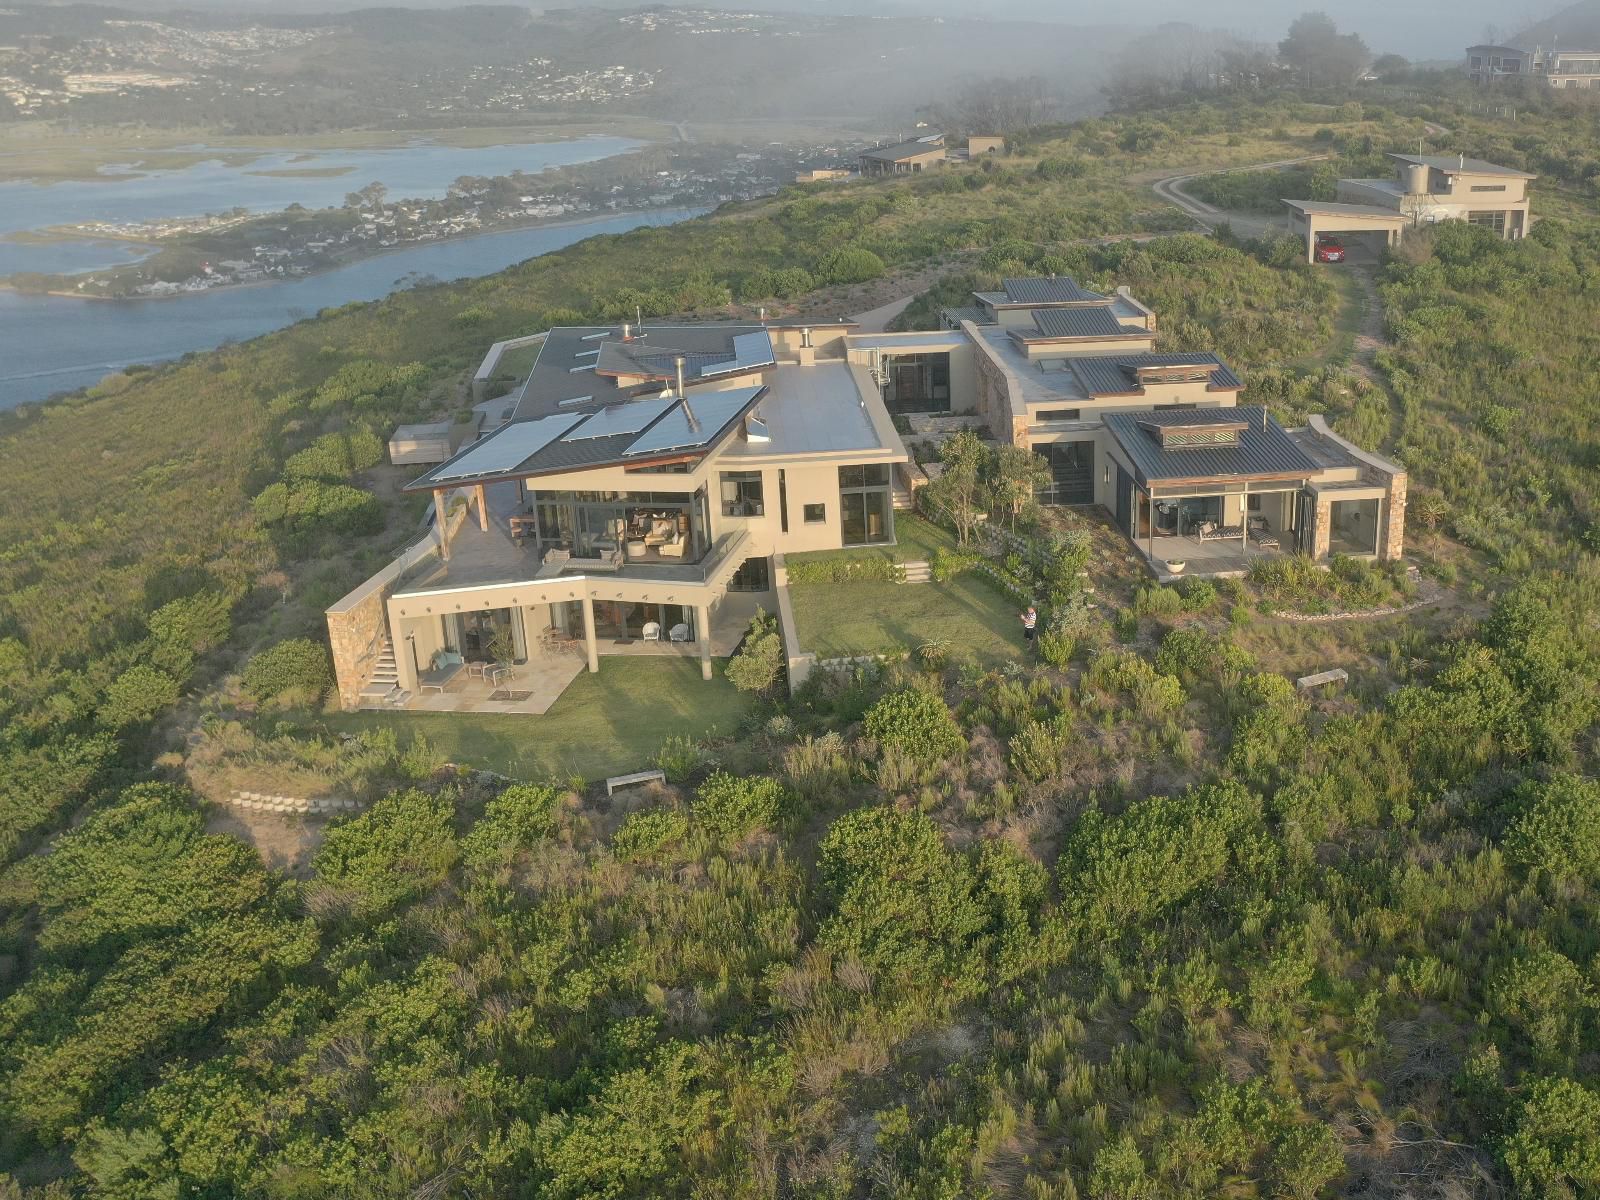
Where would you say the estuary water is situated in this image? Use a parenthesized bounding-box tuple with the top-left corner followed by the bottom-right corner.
(0, 207, 704, 408)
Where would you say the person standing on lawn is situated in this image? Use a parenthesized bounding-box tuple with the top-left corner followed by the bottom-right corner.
(1020, 605, 1037, 650)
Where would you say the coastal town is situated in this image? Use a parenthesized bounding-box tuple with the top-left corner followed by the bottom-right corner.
(8, 138, 864, 299)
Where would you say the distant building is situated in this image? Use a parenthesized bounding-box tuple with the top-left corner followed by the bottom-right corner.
(966, 136, 1005, 157)
(1466, 43, 1600, 88)
(1283, 152, 1535, 262)
(795, 168, 851, 183)
(857, 132, 946, 176)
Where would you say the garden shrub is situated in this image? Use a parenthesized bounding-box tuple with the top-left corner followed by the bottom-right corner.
(313, 788, 458, 916)
(283, 428, 384, 480)
(1177, 577, 1218, 611)
(654, 734, 709, 783)
(241, 638, 333, 705)
(462, 783, 559, 865)
(930, 547, 980, 583)
(864, 687, 965, 764)
(612, 810, 691, 862)
(725, 609, 783, 695)
(692, 771, 786, 840)
(1503, 775, 1600, 883)
(1500, 1076, 1600, 1198)
(1156, 625, 1254, 684)
(1487, 947, 1592, 1068)
(785, 555, 903, 584)
(1132, 585, 1184, 618)
(1009, 717, 1069, 782)
(1086, 650, 1184, 716)
(99, 665, 181, 729)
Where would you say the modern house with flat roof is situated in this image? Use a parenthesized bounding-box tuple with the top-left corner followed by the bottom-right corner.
(1466, 43, 1600, 88)
(326, 320, 913, 712)
(1284, 152, 1535, 261)
(946, 275, 1407, 579)
(327, 276, 1407, 711)
(857, 132, 946, 176)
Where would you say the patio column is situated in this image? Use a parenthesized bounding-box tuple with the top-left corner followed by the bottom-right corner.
(433, 488, 451, 560)
(475, 483, 489, 532)
(1240, 482, 1249, 557)
(696, 603, 712, 681)
(580, 596, 599, 674)
(1145, 488, 1155, 563)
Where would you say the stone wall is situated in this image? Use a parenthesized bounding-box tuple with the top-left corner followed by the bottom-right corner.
(1381, 473, 1407, 561)
(328, 588, 389, 711)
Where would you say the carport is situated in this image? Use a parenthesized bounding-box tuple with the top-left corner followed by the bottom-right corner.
(1283, 200, 1408, 264)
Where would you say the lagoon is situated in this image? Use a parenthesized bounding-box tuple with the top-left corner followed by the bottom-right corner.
(0, 207, 704, 408)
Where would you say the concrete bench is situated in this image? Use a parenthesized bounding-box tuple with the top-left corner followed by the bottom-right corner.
(606, 769, 666, 796)
(1296, 668, 1349, 692)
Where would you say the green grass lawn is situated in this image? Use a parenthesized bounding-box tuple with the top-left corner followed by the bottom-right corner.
(325, 658, 752, 783)
(789, 571, 1027, 664)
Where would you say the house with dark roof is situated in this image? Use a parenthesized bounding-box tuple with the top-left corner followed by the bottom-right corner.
(325, 320, 916, 712)
(1284, 151, 1535, 262)
(951, 275, 1407, 578)
(857, 132, 946, 176)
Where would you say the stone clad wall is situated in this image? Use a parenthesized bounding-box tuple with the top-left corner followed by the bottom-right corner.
(328, 589, 388, 711)
(1381, 473, 1407, 561)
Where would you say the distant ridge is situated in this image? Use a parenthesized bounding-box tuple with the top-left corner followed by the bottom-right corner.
(1513, 0, 1600, 48)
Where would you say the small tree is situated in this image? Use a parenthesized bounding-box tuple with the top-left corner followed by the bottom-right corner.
(988, 443, 1051, 531)
(725, 609, 783, 695)
(925, 430, 991, 545)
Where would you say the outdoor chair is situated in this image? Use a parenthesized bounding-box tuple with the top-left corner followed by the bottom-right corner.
(642, 621, 661, 641)
(668, 623, 691, 642)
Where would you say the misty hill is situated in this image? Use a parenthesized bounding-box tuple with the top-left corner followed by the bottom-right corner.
(0, 2, 1131, 129)
(1513, 0, 1600, 47)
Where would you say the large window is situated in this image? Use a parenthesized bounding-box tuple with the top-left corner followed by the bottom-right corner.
(883, 353, 952, 415)
(720, 471, 765, 517)
(1329, 497, 1380, 555)
(1036, 441, 1094, 505)
(839, 464, 893, 545)
(728, 556, 772, 592)
(1467, 210, 1507, 235)
(444, 607, 527, 663)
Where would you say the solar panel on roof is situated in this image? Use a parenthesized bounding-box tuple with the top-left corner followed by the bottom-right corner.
(431, 414, 584, 481)
(563, 397, 676, 441)
(731, 330, 775, 369)
(623, 388, 763, 457)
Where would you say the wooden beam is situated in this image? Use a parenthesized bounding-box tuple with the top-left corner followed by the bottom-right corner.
(475, 483, 489, 532)
(433, 488, 451, 560)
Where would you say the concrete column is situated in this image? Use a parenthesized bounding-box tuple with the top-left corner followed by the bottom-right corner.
(433, 488, 451, 559)
(581, 596, 599, 674)
(397, 625, 420, 696)
(696, 603, 712, 681)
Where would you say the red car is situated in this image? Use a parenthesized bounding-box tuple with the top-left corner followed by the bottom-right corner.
(1315, 237, 1347, 264)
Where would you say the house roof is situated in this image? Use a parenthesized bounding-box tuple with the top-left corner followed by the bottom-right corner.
(859, 136, 945, 162)
(942, 304, 991, 327)
(1282, 198, 1408, 221)
(1029, 306, 1138, 339)
(1069, 352, 1242, 397)
(1388, 153, 1536, 179)
(1104, 407, 1320, 487)
(407, 387, 767, 490)
(998, 275, 1105, 305)
(513, 323, 773, 421)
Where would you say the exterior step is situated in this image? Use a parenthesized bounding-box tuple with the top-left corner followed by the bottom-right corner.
(901, 559, 932, 583)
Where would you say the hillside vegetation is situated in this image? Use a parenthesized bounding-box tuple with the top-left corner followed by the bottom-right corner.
(2, 90, 1600, 1198)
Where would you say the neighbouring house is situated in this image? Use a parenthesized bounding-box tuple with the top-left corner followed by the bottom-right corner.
(795, 168, 852, 183)
(940, 275, 1406, 579)
(327, 320, 911, 712)
(857, 132, 946, 176)
(966, 135, 1005, 157)
(1283, 152, 1535, 262)
(1466, 43, 1600, 88)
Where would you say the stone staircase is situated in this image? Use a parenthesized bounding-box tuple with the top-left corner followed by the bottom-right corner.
(901, 559, 932, 583)
(891, 480, 913, 510)
(358, 637, 401, 703)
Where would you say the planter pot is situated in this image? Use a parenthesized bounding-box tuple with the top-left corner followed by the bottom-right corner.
(1164, 560, 1187, 575)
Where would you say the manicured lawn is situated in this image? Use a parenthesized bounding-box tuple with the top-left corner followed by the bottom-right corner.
(789, 572, 1027, 664)
(325, 658, 753, 783)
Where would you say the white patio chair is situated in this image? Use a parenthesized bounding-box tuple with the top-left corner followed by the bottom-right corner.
(642, 621, 661, 641)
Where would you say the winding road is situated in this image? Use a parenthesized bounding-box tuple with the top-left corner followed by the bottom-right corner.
(1149, 153, 1332, 239)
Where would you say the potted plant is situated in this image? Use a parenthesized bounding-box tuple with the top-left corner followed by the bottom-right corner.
(1164, 559, 1187, 576)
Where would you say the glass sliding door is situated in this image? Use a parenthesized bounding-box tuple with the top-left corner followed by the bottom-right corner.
(839, 465, 893, 546)
(444, 607, 526, 663)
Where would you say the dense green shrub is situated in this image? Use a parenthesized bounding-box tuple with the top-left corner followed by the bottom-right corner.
(283, 428, 384, 480)
(864, 687, 965, 763)
(1500, 1076, 1600, 1198)
(1503, 775, 1600, 883)
(251, 478, 382, 539)
(692, 771, 787, 841)
(724, 609, 783, 695)
(814, 246, 885, 285)
(240, 638, 333, 705)
(612, 809, 691, 862)
(99, 664, 181, 729)
(462, 783, 559, 865)
(312, 788, 458, 915)
(1009, 717, 1069, 782)
(785, 555, 903, 583)
(930, 547, 980, 583)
